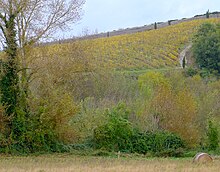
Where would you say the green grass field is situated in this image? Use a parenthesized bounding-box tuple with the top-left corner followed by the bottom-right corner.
(0, 154, 219, 172)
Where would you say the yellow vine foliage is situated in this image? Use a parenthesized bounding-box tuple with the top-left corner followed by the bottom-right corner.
(31, 18, 220, 70)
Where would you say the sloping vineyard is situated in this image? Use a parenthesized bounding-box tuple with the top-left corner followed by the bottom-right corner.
(35, 18, 220, 71)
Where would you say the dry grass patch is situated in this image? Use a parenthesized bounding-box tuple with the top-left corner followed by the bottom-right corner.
(0, 154, 219, 172)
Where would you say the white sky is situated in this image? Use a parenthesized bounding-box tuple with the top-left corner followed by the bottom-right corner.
(59, 0, 220, 38)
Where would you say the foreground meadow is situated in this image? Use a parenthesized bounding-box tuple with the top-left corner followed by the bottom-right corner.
(0, 154, 219, 172)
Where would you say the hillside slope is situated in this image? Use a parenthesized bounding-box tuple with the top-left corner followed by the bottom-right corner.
(35, 18, 220, 71)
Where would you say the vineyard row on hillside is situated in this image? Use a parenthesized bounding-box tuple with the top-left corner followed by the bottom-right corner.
(33, 18, 220, 70)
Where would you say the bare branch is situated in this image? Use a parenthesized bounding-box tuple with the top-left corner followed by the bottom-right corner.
(0, 0, 85, 58)
(12, 0, 85, 46)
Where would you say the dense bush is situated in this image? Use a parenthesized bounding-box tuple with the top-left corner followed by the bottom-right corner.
(131, 131, 185, 156)
(131, 132, 154, 154)
(207, 121, 219, 151)
(192, 23, 220, 75)
(93, 103, 133, 152)
(184, 67, 198, 77)
(0, 89, 79, 154)
(0, 109, 62, 154)
(92, 103, 185, 156)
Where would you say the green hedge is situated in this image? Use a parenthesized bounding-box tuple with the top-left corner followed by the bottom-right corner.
(92, 103, 185, 157)
(131, 131, 185, 156)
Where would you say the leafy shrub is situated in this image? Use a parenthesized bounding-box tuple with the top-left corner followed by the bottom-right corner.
(192, 23, 220, 75)
(207, 121, 219, 150)
(184, 67, 198, 77)
(131, 131, 185, 156)
(0, 91, 80, 154)
(89, 101, 186, 157)
(0, 105, 9, 151)
(93, 110, 185, 157)
(131, 132, 155, 154)
(93, 103, 133, 152)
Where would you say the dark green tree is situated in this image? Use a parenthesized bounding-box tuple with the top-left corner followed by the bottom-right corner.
(154, 22, 157, 29)
(0, 10, 19, 116)
(0, 1, 26, 143)
(182, 56, 186, 69)
(206, 10, 210, 19)
(192, 23, 220, 75)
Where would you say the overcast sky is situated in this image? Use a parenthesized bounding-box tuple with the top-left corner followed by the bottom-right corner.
(65, 0, 220, 37)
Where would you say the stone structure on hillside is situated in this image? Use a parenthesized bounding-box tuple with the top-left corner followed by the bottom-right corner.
(179, 44, 192, 68)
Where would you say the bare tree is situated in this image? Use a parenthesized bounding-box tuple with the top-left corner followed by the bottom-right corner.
(0, 0, 85, 46)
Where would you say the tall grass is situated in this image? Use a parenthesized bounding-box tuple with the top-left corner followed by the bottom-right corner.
(0, 154, 219, 172)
